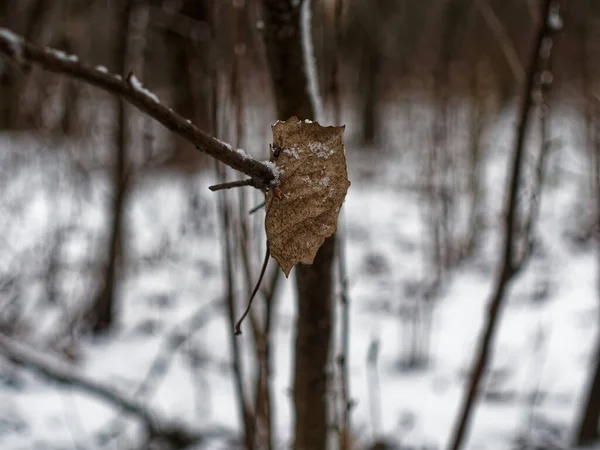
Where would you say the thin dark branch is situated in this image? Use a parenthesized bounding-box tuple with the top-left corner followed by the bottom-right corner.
(337, 221, 352, 447)
(447, 2, 559, 449)
(209, 178, 259, 192)
(249, 202, 266, 215)
(215, 166, 256, 448)
(0, 333, 155, 427)
(235, 248, 271, 335)
(0, 27, 276, 187)
(94, 298, 222, 447)
(476, 0, 525, 84)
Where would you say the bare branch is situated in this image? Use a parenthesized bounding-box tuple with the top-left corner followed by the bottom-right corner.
(93, 299, 222, 446)
(447, 2, 561, 449)
(209, 178, 260, 192)
(234, 248, 271, 335)
(0, 332, 155, 426)
(0, 27, 276, 187)
(476, 0, 525, 84)
(0, 332, 233, 447)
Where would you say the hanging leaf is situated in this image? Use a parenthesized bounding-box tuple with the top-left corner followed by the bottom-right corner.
(265, 117, 351, 277)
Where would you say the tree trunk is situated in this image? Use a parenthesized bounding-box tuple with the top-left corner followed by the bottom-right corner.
(260, 1, 334, 449)
(86, 0, 133, 334)
(575, 2, 600, 444)
(576, 345, 600, 445)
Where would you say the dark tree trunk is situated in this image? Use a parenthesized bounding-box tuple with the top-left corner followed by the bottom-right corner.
(0, 0, 55, 130)
(260, 1, 334, 449)
(162, 0, 213, 170)
(86, 0, 133, 334)
(575, 1, 600, 444)
(359, 44, 380, 146)
(576, 346, 600, 445)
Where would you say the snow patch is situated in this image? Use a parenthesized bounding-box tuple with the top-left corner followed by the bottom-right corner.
(283, 146, 301, 159)
(128, 74, 160, 103)
(309, 141, 334, 159)
(548, 6, 563, 31)
(318, 176, 330, 187)
(263, 160, 282, 181)
(96, 65, 108, 73)
(46, 48, 78, 63)
(235, 147, 251, 159)
(0, 28, 23, 57)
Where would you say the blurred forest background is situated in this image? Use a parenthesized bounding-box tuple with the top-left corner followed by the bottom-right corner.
(0, 0, 599, 449)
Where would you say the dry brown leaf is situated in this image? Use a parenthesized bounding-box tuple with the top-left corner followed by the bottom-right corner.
(265, 116, 351, 277)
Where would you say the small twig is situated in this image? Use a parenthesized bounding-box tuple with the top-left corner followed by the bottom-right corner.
(215, 164, 255, 448)
(234, 248, 271, 335)
(0, 27, 275, 187)
(476, 0, 525, 85)
(209, 178, 259, 192)
(0, 333, 156, 427)
(249, 202, 266, 215)
(337, 215, 352, 447)
(95, 299, 221, 446)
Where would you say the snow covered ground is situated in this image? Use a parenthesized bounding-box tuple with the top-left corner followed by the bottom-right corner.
(0, 105, 597, 450)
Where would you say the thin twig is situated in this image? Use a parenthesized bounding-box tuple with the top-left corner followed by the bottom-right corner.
(337, 224, 352, 446)
(209, 178, 259, 191)
(249, 202, 266, 215)
(0, 27, 275, 187)
(476, 0, 525, 85)
(0, 333, 155, 428)
(234, 248, 271, 335)
(215, 163, 255, 450)
(95, 299, 221, 446)
(447, 2, 559, 449)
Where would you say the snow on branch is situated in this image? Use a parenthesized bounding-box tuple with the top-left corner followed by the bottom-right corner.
(0, 27, 276, 188)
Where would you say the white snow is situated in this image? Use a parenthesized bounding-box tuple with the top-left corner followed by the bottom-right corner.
(0, 104, 598, 450)
(128, 74, 159, 103)
(309, 140, 335, 159)
(548, 7, 563, 31)
(95, 65, 108, 73)
(214, 137, 233, 151)
(283, 146, 301, 159)
(263, 160, 282, 180)
(46, 48, 78, 63)
(235, 147, 250, 159)
(0, 28, 23, 57)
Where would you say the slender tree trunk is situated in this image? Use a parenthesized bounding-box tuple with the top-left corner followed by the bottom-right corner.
(575, 8, 600, 437)
(447, 2, 556, 448)
(260, 1, 334, 449)
(359, 42, 380, 146)
(577, 345, 600, 445)
(86, 0, 133, 333)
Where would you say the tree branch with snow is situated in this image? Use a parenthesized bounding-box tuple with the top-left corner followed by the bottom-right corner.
(0, 27, 276, 189)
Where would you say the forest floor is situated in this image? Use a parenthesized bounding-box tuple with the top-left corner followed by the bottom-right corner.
(0, 105, 598, 449)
